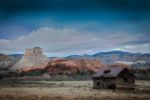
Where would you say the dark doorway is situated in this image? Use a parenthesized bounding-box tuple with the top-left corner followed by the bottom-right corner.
(97, 82, 100, 86)
(108, 84, 116, 90)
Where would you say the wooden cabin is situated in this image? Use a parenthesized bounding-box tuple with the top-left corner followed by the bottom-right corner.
(92, 67, 135, 90)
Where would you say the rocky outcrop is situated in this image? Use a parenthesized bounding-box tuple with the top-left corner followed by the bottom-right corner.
(12, 47, 48, 70)
(0, 53, 13, 69)
(45, 58, 104, 75)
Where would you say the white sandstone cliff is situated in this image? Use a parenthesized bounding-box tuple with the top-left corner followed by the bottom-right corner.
(12, 47, 48, 70)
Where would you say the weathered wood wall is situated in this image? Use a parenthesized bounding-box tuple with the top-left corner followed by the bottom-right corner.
(93, 78, 135, 90)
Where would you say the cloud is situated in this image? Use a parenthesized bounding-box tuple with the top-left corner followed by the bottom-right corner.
(114, 43, 150, 53)
(0, 27, 149, 56)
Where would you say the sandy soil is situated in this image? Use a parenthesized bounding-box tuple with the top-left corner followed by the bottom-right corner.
(0, 80, 150, 100)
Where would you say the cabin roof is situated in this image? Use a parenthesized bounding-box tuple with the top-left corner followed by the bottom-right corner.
(93, 67, 126, 78)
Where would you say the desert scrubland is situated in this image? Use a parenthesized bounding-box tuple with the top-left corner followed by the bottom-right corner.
(0, 80, 150, 100)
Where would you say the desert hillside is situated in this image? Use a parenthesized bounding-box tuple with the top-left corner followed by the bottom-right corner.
(0, 53, 19, 69)
(45, 58, 104, 75)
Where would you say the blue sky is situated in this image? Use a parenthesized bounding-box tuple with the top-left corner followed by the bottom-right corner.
(0, 0, 150, 56)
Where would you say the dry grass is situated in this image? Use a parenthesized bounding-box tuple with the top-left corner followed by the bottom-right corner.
(0, 80, 150, 100)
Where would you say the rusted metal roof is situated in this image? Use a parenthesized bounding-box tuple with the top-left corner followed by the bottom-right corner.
(93, 67, 125, 78)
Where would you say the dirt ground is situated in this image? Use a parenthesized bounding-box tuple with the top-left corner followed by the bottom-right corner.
(0, 80, 150, 100)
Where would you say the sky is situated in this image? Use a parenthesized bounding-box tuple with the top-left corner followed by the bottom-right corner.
(0, 0, 150, 56)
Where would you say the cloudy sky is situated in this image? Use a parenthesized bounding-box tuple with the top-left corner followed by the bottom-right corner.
(0, 0, 150, 56)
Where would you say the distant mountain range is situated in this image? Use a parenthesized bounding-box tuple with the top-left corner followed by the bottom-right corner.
(66, 50, 150, 64)
(0, 50, 150, 70)
(8, 54, 23, 58)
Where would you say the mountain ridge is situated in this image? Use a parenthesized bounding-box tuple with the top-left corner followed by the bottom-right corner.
(66, 50, 150, 64)
(0, 50, 150, 70)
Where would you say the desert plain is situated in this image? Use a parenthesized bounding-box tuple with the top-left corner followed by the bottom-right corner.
(0, 80, 150, 100)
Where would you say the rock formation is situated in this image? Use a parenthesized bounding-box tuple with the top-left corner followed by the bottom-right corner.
(12, 47, 48, 70)
(0, 53, 13, 69)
